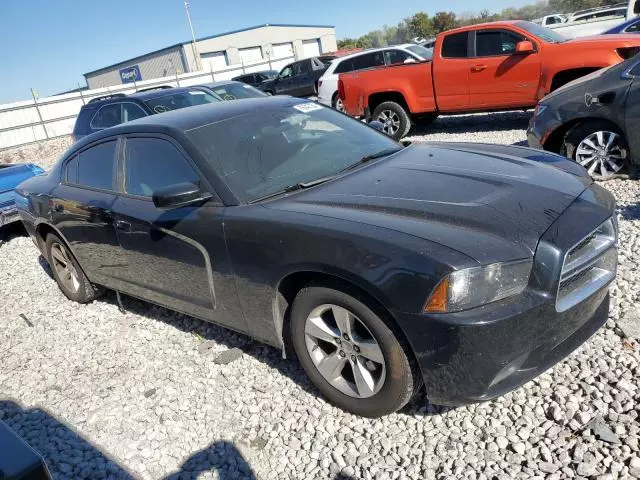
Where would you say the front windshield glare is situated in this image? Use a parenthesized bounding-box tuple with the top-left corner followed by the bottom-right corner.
(209, 83, 267, 99)
(186, 102, 400, 202)
(514, 20, 568, 43)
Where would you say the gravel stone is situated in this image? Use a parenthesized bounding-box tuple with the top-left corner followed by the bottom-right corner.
(1, 114, 639, 479)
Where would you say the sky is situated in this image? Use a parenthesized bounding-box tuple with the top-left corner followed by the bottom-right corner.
(0, 0, 531, 104)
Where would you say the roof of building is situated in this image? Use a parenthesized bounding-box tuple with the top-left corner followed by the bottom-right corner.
(84, 23, 335, 78)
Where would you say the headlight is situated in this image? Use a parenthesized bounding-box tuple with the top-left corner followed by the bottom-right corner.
(424, 259, 532, 313)
(534, 104, 548, 117)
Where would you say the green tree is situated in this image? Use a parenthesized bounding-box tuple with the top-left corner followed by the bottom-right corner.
(406, 12, 434, 40)
(432, 11, 457, 33)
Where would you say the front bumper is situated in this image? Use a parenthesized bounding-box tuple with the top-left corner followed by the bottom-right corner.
(0, 200, 19, 227)
(394, 289, 609, 406)
(393, 183, 616, 406)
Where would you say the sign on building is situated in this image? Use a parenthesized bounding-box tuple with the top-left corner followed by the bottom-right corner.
(119, 65, 142, 84)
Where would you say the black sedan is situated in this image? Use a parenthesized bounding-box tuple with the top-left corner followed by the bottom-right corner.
(195, 80, 268, 100)
(259, 56, 335, 97)
(528, 55, 640, 180)
(16, 97, 617, 417)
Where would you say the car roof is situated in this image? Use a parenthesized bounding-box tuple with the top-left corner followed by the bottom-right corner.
(71, 96, 311, 149)
(82, 86, 205, 109)
(330, 44, 416, 63)
(198, 80, 243, 88)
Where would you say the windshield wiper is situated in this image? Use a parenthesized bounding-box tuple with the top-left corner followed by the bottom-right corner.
(337, 147, 403, 174)
(249, 176, 336, 203)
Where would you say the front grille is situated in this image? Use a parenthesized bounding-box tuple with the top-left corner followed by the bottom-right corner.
(556, 217, 617, 312)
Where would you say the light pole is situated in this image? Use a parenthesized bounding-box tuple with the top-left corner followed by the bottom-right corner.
(184, 1, 203, 71)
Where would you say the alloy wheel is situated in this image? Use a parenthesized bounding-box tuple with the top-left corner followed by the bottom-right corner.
(575, 131, 626, 180)
(304, 304, 386, 398)
(377, 110, 400, 136)
(335, 98, 345, 113)
(50, 242, 80, 293)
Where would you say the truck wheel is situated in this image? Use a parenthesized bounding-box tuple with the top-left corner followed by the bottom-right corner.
(372, 102, 411, 140)
(290, 285, 415, 417)
(563, 120, 629, 181)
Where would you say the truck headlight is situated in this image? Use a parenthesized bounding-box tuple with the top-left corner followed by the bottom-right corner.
(424, 259, 532, 313)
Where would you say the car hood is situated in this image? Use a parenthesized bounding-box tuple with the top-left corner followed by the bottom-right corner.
(266, 144, 592, 264)
(0, 164, 43, 194)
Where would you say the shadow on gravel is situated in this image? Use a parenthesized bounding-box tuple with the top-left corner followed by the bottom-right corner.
(0, 221, 27, 245)
(618, 202, 640, 220)
(0, 399, 265, 479)
(408, 111, 531, 137)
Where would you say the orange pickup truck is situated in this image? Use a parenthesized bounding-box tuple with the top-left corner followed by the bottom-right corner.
(339, 20, 640, 138)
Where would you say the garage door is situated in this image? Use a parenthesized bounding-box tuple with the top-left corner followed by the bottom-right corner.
(302, 39, 321, 58)
(201, 51, 228, 71)
(239, 46, 263, 64)
(272, 42, 293, 59)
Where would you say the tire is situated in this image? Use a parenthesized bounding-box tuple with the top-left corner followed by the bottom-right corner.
(45, 233, 103, 303)
(372, 101, 411, 140)
(290, 286, 415, 417)
(331, 92, 345, 113)
(563, 120, 629, 181)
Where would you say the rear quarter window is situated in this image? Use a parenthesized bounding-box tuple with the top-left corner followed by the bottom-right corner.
(442, 32, 469, 58)
(73, 107, 98, 135)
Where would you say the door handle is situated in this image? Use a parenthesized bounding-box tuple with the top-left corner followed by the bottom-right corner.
(471, 64, 488, 72)
(115, 220, 131, 232)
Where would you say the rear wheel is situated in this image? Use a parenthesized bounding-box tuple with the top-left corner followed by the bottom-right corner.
(372, 101, 411, 140)
(332, 92, 345, 113)
(46, 233, 103, 303)
(563, 121, 629, 180)
(290, 286, 415, 417)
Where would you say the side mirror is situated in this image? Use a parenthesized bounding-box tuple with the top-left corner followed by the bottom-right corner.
(403, 58, 418, 64)
(515, 41, 535, 54)
(152, 182, 212, 209)
(369, 120, 387, 133)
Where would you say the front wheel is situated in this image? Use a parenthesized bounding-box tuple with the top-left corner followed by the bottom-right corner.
(372, 101, 411, 140)
(563, 120, 629, 181)
(290, 286, 415, 417)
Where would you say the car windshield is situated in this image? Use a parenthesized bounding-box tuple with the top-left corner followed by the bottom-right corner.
(514, 21, 569, 43)
(206, 83, 268, 100)
(143, 90, 220, 114)
(405, 44, 433, 60)
(186, 101, 401, 202)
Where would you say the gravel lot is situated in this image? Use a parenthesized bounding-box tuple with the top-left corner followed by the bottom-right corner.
(1, 112, 639, 480)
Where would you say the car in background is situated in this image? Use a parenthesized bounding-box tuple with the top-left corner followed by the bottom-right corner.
(17, 96, 617, 417)
(258, 56, 337, 97)
(0, 163, 44, 227)
(195, 80, 268, 100)
(532, 14, 569, 27)
(603, 16, 640, 33)
(232, 70, 279, 87)
(71, 86, 221, 142)
(318, 44, 433, 112)
(549, 1, 639, 38)
(528, 55, 640, 180)
(339, 20, 640, 139)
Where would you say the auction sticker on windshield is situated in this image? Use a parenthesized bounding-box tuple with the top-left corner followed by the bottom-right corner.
(293, 102, 323, 113)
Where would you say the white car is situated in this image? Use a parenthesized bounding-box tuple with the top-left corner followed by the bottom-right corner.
(317, 44, 433, 112)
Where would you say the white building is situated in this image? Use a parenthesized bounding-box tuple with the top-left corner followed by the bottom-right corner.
(84, 23, 337, 89)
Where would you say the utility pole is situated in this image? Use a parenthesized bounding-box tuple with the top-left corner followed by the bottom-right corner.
(184, 1, 203, 71)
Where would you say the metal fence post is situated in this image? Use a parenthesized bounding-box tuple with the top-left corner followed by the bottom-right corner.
(30, 88, 48, 140)
(210, 64, 215, 82)
(175, 69, 180, 87)
(77, 83, 86, 105)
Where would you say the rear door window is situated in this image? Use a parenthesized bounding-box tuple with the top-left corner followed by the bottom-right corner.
(73, 141, 117, 191)
(351, 52, 385, 71)
(90, 104, 122, 129)
(384, 49, 414, 65)
(124, 137, 200, 197)
(442, 32, 469, 58)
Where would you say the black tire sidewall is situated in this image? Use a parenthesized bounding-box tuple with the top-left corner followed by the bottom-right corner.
(564, 120, 629, 176)
(45, 233, 97, 303)
(372, 101, 411, 140)
(290, 286, 414, 417)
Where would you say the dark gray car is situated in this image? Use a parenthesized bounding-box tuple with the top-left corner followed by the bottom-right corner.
(528, 55, 640, 180)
